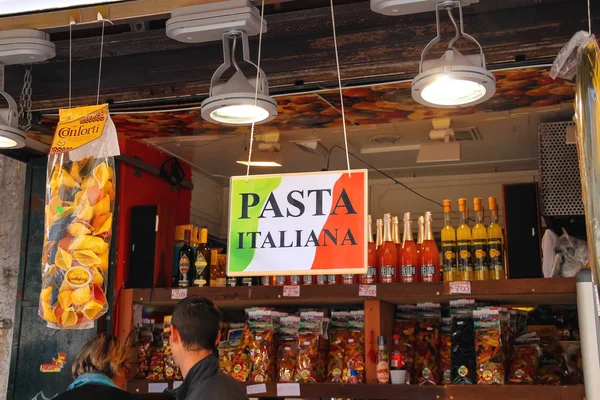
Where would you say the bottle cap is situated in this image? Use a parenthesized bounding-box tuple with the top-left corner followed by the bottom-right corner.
(473, 197, 483, 211)
(392, 334, 400, 340)
(458, 197, 467, 206)
(403, 212, 411, 221)
(488, 196, 497, 210)
(368, 214, 372, 224)
(443, 199, 451, 213)
(377, 335, 387, 345)
(418, 216, 424, 223)
(199, 228, 208, 244)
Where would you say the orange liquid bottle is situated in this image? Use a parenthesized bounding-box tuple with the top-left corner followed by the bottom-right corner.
(399, 212, 419, 283)
(419, 212, 440, 282)
(361, 215, 378, 284)
(378, 213, 398, 283)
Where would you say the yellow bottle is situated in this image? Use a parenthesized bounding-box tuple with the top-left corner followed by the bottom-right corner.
(487, 197, 506, 280)
(441, 200, 457, 282)
(456, 198, 473, 281)
(472, 198, 489, 281)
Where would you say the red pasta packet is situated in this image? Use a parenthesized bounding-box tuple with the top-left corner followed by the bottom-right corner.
(414, 303, 441, 385)
(343, 310, 365, 383)
(327, 311, 350, 383)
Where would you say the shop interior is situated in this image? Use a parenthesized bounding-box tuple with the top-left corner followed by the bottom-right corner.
(0, 0, 597, 399)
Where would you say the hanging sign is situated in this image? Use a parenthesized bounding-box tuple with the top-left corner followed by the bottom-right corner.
(227, 170, 368, 276)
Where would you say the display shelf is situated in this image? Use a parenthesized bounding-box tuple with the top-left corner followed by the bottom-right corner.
(126, 380, 584, 400)
(128, 278, 577, 309)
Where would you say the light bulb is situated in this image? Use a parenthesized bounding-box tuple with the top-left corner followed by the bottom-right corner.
(0, 136, 18, 148)
(210, 104, 270, 125)
(420, 76, 487, 106)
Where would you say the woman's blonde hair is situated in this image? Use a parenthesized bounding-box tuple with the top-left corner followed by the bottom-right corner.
(72, 333, 127, 379)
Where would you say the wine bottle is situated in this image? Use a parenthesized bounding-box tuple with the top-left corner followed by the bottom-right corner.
(194, 228, 210, 287)
(399, 212, 419, 283)
(379, 213, 398, 283)
(360, 215, 378, 284)
(178, 230, 194, 288)
(419, 212, 440, 282)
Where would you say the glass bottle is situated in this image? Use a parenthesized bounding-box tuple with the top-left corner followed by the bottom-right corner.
(472, 198, 489, 280)
(399, 212, 419, 283)
(376, 218, 383, 249)
(378, 213, 398, 283)
(417, 216, 425, 251)
(487, 197, 506, 280)
(377, 336, 390, 384)
(393, 215, 401, 258)
(456, 198, 474, 281)
(441, 200, 458, 282)
(194, 228, 210, 287)
(178, 230, 194, 288)
(302, 275, 314, 285)
(419, 212, 440, 282)
(360, 215, 378, 284)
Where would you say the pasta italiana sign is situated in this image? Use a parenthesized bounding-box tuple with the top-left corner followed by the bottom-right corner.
(227, 170, 368, 276)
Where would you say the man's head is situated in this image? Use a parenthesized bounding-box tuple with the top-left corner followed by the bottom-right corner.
(171, 297, 221, 367)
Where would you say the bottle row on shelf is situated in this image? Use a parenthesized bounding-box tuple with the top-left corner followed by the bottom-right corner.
(172, 196, 507, 289)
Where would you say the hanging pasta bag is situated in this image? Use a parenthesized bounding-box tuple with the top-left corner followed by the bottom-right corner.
(39, 104, 120, 329)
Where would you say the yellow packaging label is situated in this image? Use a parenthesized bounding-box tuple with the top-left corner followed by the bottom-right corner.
(50, 105, 108, 154)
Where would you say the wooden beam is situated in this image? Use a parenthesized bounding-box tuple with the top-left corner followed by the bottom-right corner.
(3, 0, 594, 110)
(0, 0, 224, 30)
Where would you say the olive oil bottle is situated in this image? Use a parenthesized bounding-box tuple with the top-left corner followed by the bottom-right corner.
(441, 200, 457, 282)
(487, 197, 506, 280)
(472, 198, 489, 280)
(456, 198, 473, 281)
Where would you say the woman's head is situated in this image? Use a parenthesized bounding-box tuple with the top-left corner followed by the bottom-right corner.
(72, 333, 129, 386)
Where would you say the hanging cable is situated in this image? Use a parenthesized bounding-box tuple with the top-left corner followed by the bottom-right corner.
(69, 21, 73, 108)
(231, 35, 242, 73)
(245, 0, 266, 181)
(325, 144, 449, 210)
(329, 0, 352, 176)
(96, 20, 106, 105)
(587, 0, 592, 36)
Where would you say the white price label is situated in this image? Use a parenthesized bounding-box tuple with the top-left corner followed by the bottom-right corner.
(283, 285, 300, 297)
(276, 383, 300, 396)
(359, 284, 377, 297)
(171, 288, 188, 300)
(246, 384, 267, 395)
(449, 281, 472, 295)
(148, 383, 168, 393)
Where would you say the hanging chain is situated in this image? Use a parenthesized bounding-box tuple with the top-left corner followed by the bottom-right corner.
(18, 66, 33, 130)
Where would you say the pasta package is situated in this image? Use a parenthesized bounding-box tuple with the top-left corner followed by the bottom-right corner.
(248, 309, 276, 383)
(414, 303, 441, 385)
(326, 311, 350, 383)
(40, 104, 120, 329)
(293, 311, 324, 383)
(474, 307, 506, 385)
(394, 306, 417, 383)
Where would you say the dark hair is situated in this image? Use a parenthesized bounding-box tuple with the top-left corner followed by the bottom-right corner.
(172, 297, 220, 351)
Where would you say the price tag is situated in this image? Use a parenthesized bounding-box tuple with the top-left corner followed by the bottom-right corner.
(173, 381, 183, 389)
(171, 288, 188, 300)
(246, 384, 267, 395)
(359, 284, 377, 297)
(283, 285, 300, 297)
(148, 383, 169, 393)
(277, 383, 300, 397)
(449, 281, 472, 295)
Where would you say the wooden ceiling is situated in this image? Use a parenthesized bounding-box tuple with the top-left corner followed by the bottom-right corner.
(2, 0, 596, 114)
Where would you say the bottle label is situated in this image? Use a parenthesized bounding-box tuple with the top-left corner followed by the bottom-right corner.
(261, 276, 271, 286)
(361, 266, 377, 283)
(390, 353, 404, 369)
(380, 265, 395, 283)
(316, 275, 328, 285)
(441, 241, 457, 274)
(400, 265, 417, 283)
(456, 240, 473, 273)
(275, 276, 286, 286)
(473, 239, 488, 272)
(227, 277, 238, 287)
(376, 360, 390, 383)
(420, 264, 436, 282)
(289, 275, 301, 285)
(242, 277, 253, 286)
(179, 254, 190, 286)
(302, 275, 313, 285)
(327, 275, 337, 284)
(341, 274, 354, 284)
(488, 239, 504, 271)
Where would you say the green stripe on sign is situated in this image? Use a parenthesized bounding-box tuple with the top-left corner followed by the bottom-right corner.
(229, 176, 282, 272)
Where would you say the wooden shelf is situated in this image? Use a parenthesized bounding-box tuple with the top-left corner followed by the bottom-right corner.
(129, 278, 577, 309)
(127, 380, 584, 400)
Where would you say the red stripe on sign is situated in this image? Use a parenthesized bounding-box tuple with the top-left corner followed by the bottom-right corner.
(311, 172, 365, 270)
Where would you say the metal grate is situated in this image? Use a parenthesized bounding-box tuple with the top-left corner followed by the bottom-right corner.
(538, 121, 584, 216)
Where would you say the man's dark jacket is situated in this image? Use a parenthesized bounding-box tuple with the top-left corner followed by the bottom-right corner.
(170, 354, 248, 400)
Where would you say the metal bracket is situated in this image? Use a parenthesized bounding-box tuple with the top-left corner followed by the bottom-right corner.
(0, 91, 19, 128)
(419, 0, 485, 73)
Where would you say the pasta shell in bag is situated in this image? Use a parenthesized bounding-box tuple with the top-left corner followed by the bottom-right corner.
(40, 104, 119, 330)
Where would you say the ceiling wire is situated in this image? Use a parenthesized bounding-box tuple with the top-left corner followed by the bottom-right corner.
(329, 0, 352, 176)
(245, 0, 266, 181)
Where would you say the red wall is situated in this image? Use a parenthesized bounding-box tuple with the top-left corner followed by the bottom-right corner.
(114, 140, 191, 297)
